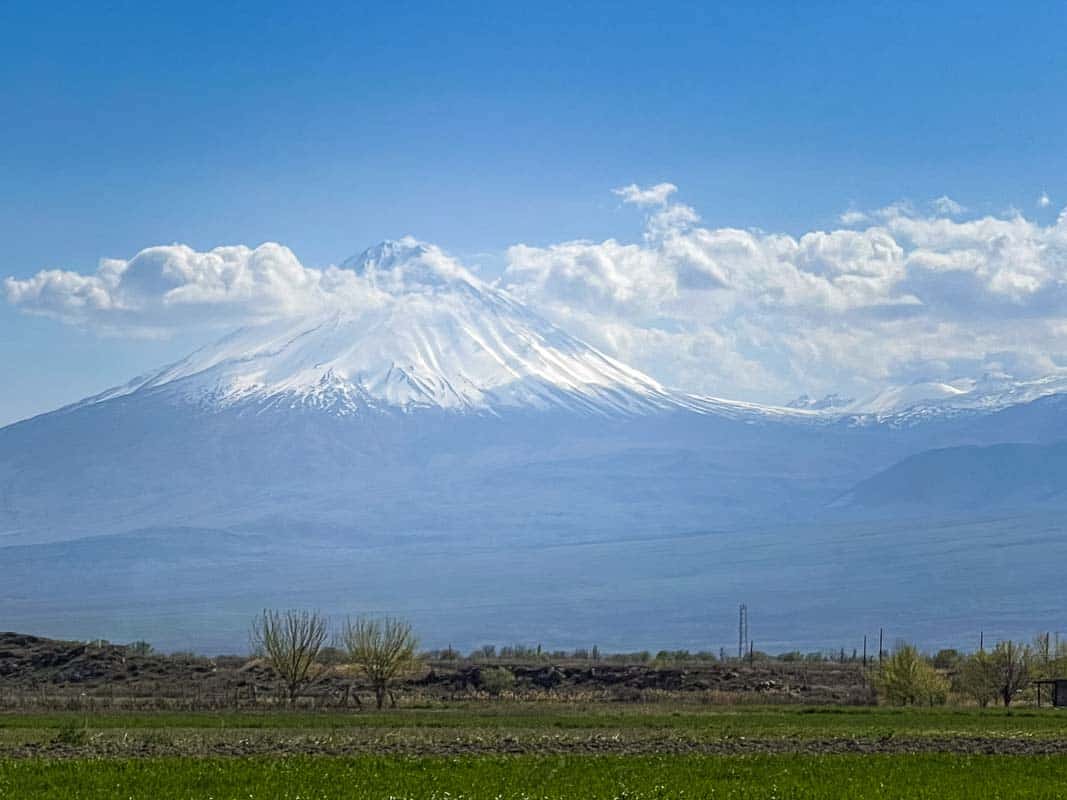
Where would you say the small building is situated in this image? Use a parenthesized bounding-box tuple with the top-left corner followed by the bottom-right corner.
(1034, 679, 1067, 708)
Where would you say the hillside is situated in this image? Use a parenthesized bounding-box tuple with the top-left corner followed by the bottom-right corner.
(840, 441, 1067, 511)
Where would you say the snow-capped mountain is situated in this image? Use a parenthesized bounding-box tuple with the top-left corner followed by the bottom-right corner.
(845, 382, 971, 415)
(39, 236, 1067, 431)
(4, 239, 1067, 652)
(0, 238, 842, 548)
(79, 238, 805, 421)
(841, 373, 1067, 423)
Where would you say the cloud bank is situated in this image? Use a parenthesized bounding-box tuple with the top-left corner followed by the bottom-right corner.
(7, 189, 1067, 404)
(503, 186, 1067, 403)
(3, 237, 469, 335)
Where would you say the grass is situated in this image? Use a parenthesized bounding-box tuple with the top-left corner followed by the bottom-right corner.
(4, 706, 1067, 797)
(3, 753, 1067, 799)
(3, 704, 1067, 740)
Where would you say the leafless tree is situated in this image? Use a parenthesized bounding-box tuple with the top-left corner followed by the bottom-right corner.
(250, 609, 329, 705)
(993, 639, 1031, 708)
(340, 616, 419, 709)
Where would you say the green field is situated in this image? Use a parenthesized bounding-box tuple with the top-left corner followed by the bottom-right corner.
(4, 704, 1067, 740)
(4, 706, 1067, 798)
(4, 753, 1067, 799)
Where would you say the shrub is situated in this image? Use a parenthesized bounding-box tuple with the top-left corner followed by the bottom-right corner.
(53, 721, 90, 746)
(875, 644, 949, 706)
(932, 648, 962, 671)
(956, 650, 999, 707)
(480, 666, 516, 695)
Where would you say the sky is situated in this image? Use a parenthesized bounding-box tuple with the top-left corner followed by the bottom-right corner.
(2, 1, 1067, 424)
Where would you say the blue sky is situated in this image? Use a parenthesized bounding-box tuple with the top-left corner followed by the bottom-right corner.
(2, 1, 1067, 424)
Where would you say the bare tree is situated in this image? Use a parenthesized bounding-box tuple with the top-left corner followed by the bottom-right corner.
(250, 609, 329, 705)
(340, 617, 419, 710)
(992, 640, 1031, 708)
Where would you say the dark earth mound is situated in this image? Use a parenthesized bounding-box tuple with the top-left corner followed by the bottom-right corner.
(0, 632, 869, 709)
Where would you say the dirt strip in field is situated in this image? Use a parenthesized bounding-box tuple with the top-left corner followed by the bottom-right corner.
(6, 735, 1067, 760)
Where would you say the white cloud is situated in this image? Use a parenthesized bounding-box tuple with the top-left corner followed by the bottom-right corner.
(505, 239, 675, 315)
(9, 187, 1067, 405)
(838, 210, 869, 226)
(931, 195, 966, 216)
(612, 182, 677, 207)
(875, 200, 918, 220)
(1038, 191, 1052, 208)
(502, 184, 1067, 403)
(3, 236, 468, 334)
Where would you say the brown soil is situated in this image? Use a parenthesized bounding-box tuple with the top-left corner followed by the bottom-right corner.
(7, 735, 1067, 760)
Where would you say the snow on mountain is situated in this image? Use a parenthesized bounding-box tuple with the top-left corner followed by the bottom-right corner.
(949, 373, 1067, 410)
(78, 238, 808, 421)
(841, 373, 1067, 422)
(845, 381, 971, 415)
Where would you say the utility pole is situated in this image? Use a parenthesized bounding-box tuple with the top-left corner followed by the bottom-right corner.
(738, 604, 748, 660)
(863, 635, 867, 668)
(878, 628, 884, 665)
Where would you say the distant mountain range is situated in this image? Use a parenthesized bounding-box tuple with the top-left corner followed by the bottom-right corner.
(2, 239, 1065, 652)
(795, 374, 1067, 421)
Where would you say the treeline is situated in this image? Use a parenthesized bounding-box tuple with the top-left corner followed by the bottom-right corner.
(107, 614, 1067, 709)
(875, 636, 1064, 708)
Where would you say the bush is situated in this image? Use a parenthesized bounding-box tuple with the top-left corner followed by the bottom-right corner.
(956, 650, 999, 707)
(480, 666, 516, 695)
(317, 646, 348, 666)
(932, 648, 962, 670)
(875, 644, 949, 706)
(53, 721, 90, 746)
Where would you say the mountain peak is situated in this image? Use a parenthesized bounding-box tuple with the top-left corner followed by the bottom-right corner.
(339, 237, 480, 295)
(57, 239, 820, 422)
(77, 252, 704, 417)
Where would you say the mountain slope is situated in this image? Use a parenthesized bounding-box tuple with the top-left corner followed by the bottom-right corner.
(838, 440, 1067, 511)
